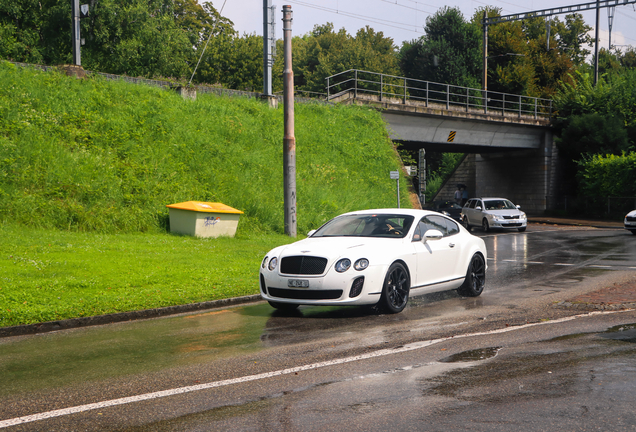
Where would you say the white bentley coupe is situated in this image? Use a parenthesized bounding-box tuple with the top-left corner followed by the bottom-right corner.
(259, 209, 488, 314)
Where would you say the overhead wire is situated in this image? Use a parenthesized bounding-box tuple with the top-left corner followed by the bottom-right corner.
(285, 0, 426, 34)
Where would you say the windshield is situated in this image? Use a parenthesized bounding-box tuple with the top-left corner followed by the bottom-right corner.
(312, 214, 414, 238)
(483, 199, 517, 210)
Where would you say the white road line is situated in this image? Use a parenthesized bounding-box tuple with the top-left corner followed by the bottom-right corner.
(0, 310, 630, 428)
(588, 265, 612, 268)
(554, 263, 575, 266)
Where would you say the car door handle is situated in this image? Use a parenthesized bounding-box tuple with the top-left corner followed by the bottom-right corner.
(449, 243, 455, 248)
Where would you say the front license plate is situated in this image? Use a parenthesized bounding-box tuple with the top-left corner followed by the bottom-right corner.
(288, 279, 309, 288)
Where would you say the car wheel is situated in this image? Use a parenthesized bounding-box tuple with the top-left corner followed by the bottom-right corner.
(518, 227, 526, 232)
(482, 219, 490, 232)
(458, 253, 486, 297)
(379, 262, 410, 314)
(463, 217, 471, 232)
(268, 301, 299, 311)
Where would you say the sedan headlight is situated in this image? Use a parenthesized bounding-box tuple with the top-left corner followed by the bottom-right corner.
(354, 258, 369, 271)
(268, 257, 278, 271)
(261, 256, 268, 269)
(335, 258, 351, 273)
(520, 212, 527, 220)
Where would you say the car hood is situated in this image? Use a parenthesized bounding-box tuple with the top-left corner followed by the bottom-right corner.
(484, 209, 523, 216)
(627, 210, 636, 218)
(274, 236, 404, 259)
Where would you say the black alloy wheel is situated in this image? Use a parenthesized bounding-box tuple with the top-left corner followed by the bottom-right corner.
(379, 262, 410, 313)
(457, 253, 486, 297)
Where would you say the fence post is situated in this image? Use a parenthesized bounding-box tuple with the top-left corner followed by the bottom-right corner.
(426, 82, 429, 107)
(403, 78, 407, 104)
(380, 73, 383, 102)
(484, 90, 487, 114)
(466, 87, 469, 112)
(534, 98, 538, 119)
(519, 95, 522, 118)
(446, 84, 449, 110)
(327, 76, 330, 99)
(354, 70, 358, 98)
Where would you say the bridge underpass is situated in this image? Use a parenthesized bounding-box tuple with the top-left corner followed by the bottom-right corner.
(326, 70, 559, 214)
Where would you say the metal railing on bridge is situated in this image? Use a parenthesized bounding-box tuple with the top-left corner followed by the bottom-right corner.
(326, 69, 553, 120)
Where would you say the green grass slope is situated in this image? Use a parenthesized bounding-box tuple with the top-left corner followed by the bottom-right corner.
(0, 61, 410, 234)
(0, 61, 412, 328)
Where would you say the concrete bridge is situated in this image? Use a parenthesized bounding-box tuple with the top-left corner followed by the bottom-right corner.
(326, 70, 560, 214)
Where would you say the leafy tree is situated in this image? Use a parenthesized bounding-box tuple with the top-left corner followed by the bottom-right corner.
(0, 0, 198, 79)
(400, 7, 481, 88)
(290, 23, 400, 94)
(0, 0, 70, 64)
(470, 8, 588, 99)
(557, 112, 629, 159)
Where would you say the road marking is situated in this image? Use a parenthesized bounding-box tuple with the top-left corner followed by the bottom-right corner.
(588, 265, 613, 268)
(554, 263, 575, 266)
(0, 310, 631, 428)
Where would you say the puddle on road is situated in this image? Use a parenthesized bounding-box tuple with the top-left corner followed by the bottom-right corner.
(601, 323, 636, 343)
(439, 347, 501, 363)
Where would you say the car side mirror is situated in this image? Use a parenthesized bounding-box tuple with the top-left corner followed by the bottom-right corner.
(516, 205, 521, 209)
(307, 230, 316, 237)
(424, 229, 443, 242)
(475, 206, 482, 211)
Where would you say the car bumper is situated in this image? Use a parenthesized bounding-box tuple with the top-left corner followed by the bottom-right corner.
(259, 264, 389, 306)
(489, 220, 527, 229)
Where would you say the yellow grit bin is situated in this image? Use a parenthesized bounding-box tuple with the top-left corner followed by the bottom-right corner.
(166, 201, 244, 238)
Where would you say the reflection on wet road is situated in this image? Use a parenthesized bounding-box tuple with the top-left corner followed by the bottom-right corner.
(1, 226, 635, 430)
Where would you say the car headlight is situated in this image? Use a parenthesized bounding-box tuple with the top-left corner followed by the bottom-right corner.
(335, 258, 351, 273)
(261, 256, 268, 269)
(268, 257, 278, 271)
(520, 213, 527, 220)
(354, 258, 369, 271)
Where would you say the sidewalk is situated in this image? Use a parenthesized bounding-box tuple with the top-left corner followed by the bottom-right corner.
(528, 215, 624, 229)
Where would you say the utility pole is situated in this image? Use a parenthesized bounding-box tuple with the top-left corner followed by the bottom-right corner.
(282, 5, 296, 237)
(72, 0, 81, 65)
(608, 6, 615, 50)
(482, 11, 488, 112)
(594, 0, 600, 85)
(262, 0, 276, 99)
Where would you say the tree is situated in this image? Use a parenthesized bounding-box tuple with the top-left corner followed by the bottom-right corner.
(290, 23, 400, 94)
(400, 7, 481, 89)
(0, 0, 197, 79)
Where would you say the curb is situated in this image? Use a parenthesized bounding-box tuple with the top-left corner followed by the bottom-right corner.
(0, 295, 263, 338)
(554, 301, 636, 312)
(528, 218, 623, 229)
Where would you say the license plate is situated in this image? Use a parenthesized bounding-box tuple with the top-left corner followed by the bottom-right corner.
(288, 279, 309, 288)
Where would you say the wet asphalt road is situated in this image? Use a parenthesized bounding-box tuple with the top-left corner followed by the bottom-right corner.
(1, 225, 636, 431)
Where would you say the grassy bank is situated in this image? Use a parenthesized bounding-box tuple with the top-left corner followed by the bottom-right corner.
(0, 61, 411, 234)
(0, 62, 413, 327)
(0, 223, 298, 327)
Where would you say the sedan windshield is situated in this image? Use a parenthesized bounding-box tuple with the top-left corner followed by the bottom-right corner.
(312, 214, 414, 238)
(483, 199, 517, 210)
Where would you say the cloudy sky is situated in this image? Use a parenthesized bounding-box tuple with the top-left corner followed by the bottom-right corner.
(209, 0, 636, 51)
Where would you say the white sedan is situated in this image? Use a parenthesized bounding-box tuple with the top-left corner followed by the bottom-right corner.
(259, 209, 487, 314)
(625, 210, 636, 235)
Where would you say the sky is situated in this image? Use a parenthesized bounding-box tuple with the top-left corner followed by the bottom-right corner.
(208, 0, 636, 52)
